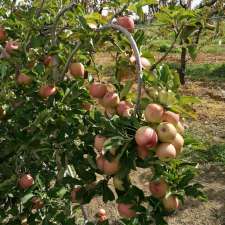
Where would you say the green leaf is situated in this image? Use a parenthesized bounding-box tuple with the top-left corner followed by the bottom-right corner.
(188, 44, 198, 61)
(21, 193, 34, 204)
(120, 80, 133, 99)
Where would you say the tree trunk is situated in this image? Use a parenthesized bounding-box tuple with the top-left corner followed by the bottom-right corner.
(179, 46, 187, 85)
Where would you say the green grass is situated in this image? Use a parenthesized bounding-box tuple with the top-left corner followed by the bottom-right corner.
(201, 44, 225, 54)
(168, 63, 225, 81)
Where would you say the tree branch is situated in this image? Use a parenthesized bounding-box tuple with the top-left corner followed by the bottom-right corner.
(96, 23, 143, 117)
(51, 1, 77, 82)
(60, 42, 81, 80)
(150, 27, 183, 71)
(51, 1, 77, 46)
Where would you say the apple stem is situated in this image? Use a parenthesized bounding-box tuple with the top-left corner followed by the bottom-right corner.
(60, 41, 81, 80)
(96, 23, 143, 117)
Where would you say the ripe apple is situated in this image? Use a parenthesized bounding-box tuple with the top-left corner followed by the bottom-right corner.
(117, 203, 136, 218)
(117, 101, 133, 117)
(94, 135, 107, 153)
(135, 126, 158, 148)
(130, 56, 151, 70)
(89, 82, 107, 98)
(43, 55, 53, 67)
(171, 133, 184, 155)
(176, 121, 185, 135)
(98, 208, 106, 217)
(39, 85, 57, 98)
(140, 57, 151, 70)
(102, 92, 120, 108)
(0, 27, 6, 41)
(5, 40, 19, 54)
(32, 197, 44, 209)
(144, 103, 164, 123)
(156, 122, 177, 142)
(69, 62, 85, 78)
(71, 187, 81, 203)
(16, 73, 32, 85)
(117, 16, 135, 32)
(162, 195, 179, 211)
(156, 143, 176, 161)
(162, 111, 180, 126)
(137, 146, 149, 160)
(82, 103, 92, 111)
(96, 155, 120, 175)
(19, 174, 34, 189)
(149, 179, 168, 198)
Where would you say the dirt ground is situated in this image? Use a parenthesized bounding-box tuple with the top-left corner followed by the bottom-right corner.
(86, 53, 225, 225)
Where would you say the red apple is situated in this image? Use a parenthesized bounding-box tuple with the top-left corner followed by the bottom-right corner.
(162, 195, 179, 211)
(89, 83, 107, 98)
(32, 197, 44, 209)
(0, 27, 6, 41)
(82, 103, 92, 111)
(39, 85, 57, 98)
(117, 16, 135, 32)
(5, 40, 19, 54)
(171, 133, 184, 155)
(156, 122, 177, 142)
(69, 62, 85, 78)
(19, 174, 34, 189)
(117, 101, 133, 117)
(94, 135, 107, 153)
(135, 126, 158, 148)
(117, 203, 136, 218)
(98, 208, 106, 217)
(149, 179, 168, 198)
(43, 55, 53, 67)
(96, 155, 120, 175)
(16, 73, 32, 85)
(144, 104, 164, 123)
(162, 111, 180, 126)
(156, 143, 176, 161)
(102, 92, 120, 108)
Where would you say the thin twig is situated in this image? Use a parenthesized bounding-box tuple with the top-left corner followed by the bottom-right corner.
(60, 42, 81, 80)
(96, 23, 142, 117)
(51, 1, 77, 82)
(51, 1, 77, 46)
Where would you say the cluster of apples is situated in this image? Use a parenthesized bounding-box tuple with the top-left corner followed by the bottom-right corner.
(18, 174, 44, 210)
(89, 82, 134, 117)
(135, 103, 184, 161)
(149, 178, 179, 212)
(0, 26, 20, 58)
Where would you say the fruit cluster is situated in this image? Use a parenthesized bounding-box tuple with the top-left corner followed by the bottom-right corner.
(91, 103, 185, 218)
(89, 82, 134, 117)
